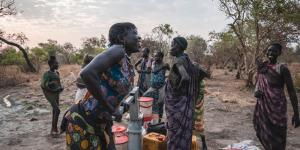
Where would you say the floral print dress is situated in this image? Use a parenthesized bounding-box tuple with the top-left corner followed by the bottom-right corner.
(64, 50, 134, 150)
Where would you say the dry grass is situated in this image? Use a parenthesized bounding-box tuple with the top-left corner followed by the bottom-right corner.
(0, 64, 81, 88)
(0, 65, 31, 88)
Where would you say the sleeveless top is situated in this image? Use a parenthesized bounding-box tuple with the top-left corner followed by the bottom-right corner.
(150, 62, 166, 89)
(80, 47, 135, 121)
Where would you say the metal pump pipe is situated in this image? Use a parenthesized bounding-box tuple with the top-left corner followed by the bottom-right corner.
(123, 87, 143, 150)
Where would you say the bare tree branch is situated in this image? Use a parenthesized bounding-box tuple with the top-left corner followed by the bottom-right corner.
(0, 0, 16, 17)
(0, 37, 36, 72)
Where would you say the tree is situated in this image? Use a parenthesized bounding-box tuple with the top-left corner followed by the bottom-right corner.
(38, 39, 63, 57)
(63, 42, 76, 54)
(0, 33, 36, 72)
(0, 47, 24, 65)
(0, 0, 36, 72)
(151, 24, 176, 54)
(30, 47, 48, 62)
(99, 34, 107, 48)
(37, 40, 80, 64)
(218, 0, 299, 87)
(81, 35, 106, 55)
(141, 34, 164, 54)
(209, 30, 243, 77)
(186, 35, 207, 64)
(0, 0, 16, 17)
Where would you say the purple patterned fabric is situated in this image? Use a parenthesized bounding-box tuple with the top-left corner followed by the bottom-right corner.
(165, 54, 200, 150)
(253, 64, 287, 150)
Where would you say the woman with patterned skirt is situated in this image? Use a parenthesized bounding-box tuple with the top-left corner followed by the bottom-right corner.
(165, 37, 209, 150)
(254, 43, 300, 150)
(62, 22, 140, 150)
(193, 80, 207, 150)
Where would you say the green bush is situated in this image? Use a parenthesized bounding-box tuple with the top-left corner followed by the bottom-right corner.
(94, 48, 105, 55)
(30, 47, 48, 62)
(0, 47, 25, 65)
(69, 53, 84, 64)
(79, 47, 105, 56)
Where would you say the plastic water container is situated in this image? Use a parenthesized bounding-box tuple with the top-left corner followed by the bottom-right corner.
(192, 135, 198, 150)
(74, 88, 87, 104)
(139, 97, 153, 127)
(139, 97, 153, 118)
(112, 125, 128, 150)
(143, 132, 167, 150)
(151, 114, 160, 124)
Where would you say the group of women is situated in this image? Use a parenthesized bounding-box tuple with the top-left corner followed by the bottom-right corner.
(41, 22, 299, 150)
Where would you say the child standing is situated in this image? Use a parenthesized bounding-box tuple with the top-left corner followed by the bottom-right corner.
(41, 56, 63, 136)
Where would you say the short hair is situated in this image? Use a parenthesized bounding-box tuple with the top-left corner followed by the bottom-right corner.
(82, 55, 94, 68)
(143, 47, 150, 53)
(271, 43, 282, 50)
(108, 22, 136, 46)
(48, 56, 57, 66)
(155, 51, 164, 58)
(270, 43, 283, 54)
(173, 36, 188, 50)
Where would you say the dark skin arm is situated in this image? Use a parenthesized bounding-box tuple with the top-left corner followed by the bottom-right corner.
(134, 59, 142, 70)
(152, 63, 170, 74)
(282, 65, 300, 128)
(176, 63, 190, 90)
(137, 68, 151, 74)
(80, 47, 125, 114)
(135, 58, 151, 74)
(198, 65, 210, 79)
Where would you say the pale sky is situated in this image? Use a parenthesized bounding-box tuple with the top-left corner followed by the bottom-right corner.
(0, 0, 230, 48)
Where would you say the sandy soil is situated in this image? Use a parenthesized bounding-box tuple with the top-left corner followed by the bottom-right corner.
(0, 65, 299, 150)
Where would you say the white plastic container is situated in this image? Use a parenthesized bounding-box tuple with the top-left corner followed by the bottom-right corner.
(75, 88, 87, 104)
(139, 97, 153, 117)
(112, 125, 128, 150)
(139, 97, 153, 128)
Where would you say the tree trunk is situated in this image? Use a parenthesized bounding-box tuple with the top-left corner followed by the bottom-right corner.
(236, 69, 241, 79)
(235, 61, 244, 79)
(222, 57, 232, 69)
(0, 37, 36, 72)
(245, 70, 255, 88)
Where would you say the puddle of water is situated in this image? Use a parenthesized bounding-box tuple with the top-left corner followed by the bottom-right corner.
(26, 108, 50, 115)
(2, 95, 12, 107)
(0, 95, 49, 117)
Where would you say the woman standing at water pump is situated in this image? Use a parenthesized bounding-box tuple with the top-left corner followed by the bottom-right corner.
(61, 22, 140, 150)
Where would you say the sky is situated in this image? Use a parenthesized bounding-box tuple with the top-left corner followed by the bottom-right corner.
(0, 0, 230, 48)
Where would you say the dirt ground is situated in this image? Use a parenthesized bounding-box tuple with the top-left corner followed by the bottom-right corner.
(0, 65, 299, 150)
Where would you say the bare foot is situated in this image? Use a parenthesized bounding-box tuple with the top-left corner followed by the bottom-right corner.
(50, 130, 60, 138)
